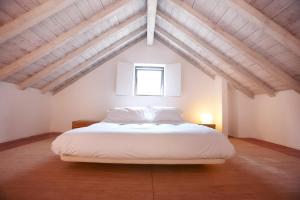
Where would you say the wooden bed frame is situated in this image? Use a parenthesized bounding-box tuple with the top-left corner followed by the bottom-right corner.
(61, 154, 225, 164)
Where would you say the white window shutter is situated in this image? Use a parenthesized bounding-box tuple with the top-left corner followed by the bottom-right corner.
(165, 63, 181, 96)
(116, 62, 134, 96)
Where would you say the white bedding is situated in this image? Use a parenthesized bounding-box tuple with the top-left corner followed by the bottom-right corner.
(52, 122, 235, 160)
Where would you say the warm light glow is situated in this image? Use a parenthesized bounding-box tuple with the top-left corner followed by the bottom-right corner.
(201, 113, 213, 124)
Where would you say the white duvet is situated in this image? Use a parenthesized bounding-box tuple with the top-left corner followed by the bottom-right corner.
(52, 122, 235, 160)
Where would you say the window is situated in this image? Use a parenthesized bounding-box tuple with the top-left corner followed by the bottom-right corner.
(135, 65, 164, 96)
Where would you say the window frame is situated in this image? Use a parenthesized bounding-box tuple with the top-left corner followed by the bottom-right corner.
(134, 66, 165, 96)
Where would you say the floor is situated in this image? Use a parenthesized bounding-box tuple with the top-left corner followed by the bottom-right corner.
(0, 137, 299, 200)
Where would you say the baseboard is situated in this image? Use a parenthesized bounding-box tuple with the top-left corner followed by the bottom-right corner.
(0, 132, 61, 152)
(231, 136, 300, 159)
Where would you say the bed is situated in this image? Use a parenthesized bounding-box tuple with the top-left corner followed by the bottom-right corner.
(51, 107, 235, 164)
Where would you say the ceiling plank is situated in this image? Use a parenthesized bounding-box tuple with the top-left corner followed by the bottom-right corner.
(0, 0, 76, 44)
(157, 11, 275, 96)
(155, 27, 254, 98)
(227, 0, 300, 58)
(18, 12, 146, 90)
(0, 0, 131, 81)
(42, 27, 146, 93)
(170, 0, 300, 94)
(147, 0, 158, 45)
(156, 36, 215, 80)
(155, 27, 216, 79)
(52, 34, 146, 95)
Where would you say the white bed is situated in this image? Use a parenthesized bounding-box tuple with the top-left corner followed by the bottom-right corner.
(52, 122, 235, 164)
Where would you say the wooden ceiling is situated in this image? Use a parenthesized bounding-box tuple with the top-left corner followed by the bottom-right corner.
(0, 0, 299, 97)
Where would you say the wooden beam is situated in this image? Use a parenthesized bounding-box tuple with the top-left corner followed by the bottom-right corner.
(156, 36, 214, 79)
(41, 28, 146, 93)
(155, 27, 254, 98)
(155, 28, 216, 79)
(18, 12, 145, 89)
(169, 0, 300, 94)
(0, 0, 76, 44)
(52, 34, 146, 95)
(156, 31, 254, 98)
(157, 11, 275, 96)
(227, 0, 300, 58)
(147, 0, 158, 45)
(0, 0, 131, 80)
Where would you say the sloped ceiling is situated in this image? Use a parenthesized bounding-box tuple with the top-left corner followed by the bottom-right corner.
(0, 0, 299, 98)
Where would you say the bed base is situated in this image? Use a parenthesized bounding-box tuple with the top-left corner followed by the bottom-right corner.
(60, 154, 225, 164)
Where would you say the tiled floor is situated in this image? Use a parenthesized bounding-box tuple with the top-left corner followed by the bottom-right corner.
(0, 137, 299, 200)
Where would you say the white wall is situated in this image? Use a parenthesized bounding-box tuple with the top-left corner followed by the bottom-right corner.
(229, 88, 255, 138)
(229, 88, 300, 150)
(0, 81, 51, 143)
(50, 39, 223, 132)
(1, 38, 299, 151)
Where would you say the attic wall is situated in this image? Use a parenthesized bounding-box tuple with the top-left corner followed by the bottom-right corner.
(50, 39, 223, 132)
(229, 88, 300, 150)
(0, 81, 51, 143)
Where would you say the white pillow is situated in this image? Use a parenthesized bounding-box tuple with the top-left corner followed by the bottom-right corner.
(103, 107, 149, 123)
(151, 107, 184, 123)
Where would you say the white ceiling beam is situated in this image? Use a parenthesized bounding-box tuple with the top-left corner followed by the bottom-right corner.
(170, 0, 300, 94)
(42, 27, 146, 93)
(147, 0, 158, 45)
(155, 27, 254, 98)
(52, 34, 146, 95)
(156, 36, 214, 79)
(227, 0, 300, 58)
(155, 28, 215, 79)
(0, 0, 131, 80)
(0, 0, 76, 44)
(157, 11, 275, 96)
(18, 12, 146, 89)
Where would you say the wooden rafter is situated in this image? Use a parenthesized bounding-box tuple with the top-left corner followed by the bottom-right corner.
(157, 11, 275, 96)
(156, 36, 214, 80)
(147, 0, 158, 45)
(42, 27, 146, 93)
(18, 12, 146, 90)
(169, 0, 300, 94)
(0, 0, 76, 44)
(52, 34, 146, 95)
(155, 27, 215, 79)
(155, 27, 254, 98)
(0, 0, 131, 81)
(227, 0, 300, 58)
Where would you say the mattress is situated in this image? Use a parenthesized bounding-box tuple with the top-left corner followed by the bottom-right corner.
(52, 122, 235, 161)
